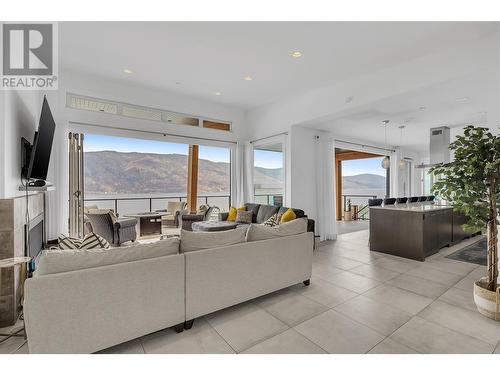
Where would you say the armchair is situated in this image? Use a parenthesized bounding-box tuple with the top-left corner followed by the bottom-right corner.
(85, 210, 138, 246)
(180, 205, 219, 231)
(157, 201, 187, 228)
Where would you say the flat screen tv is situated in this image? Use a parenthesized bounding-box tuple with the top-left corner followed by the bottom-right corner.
(22, 96, 56, 183)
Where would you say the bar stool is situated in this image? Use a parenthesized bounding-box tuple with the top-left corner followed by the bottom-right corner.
(408, 197, 419, 203)
(368, 198, 383, 206)
(383, 198, 396, 205)
(396, 197, 408, 204)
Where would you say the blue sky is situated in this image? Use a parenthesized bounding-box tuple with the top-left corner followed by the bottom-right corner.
(342, 157, 386, 176)
(85, 133, 230, 163)
(253, 149, 283, 169)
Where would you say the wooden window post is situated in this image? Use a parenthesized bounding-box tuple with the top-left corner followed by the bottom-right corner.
(187, 144, 199, 213)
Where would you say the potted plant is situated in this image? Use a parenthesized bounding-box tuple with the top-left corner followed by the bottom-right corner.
(431, 126, 499, 320)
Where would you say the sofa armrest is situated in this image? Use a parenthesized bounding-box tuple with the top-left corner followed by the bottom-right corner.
(114, 217, 137, 229)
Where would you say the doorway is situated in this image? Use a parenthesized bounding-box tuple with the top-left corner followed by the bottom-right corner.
(335, 148, 389, 230)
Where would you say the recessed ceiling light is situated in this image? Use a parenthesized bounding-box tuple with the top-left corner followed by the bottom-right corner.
(455, 97, 469, 103)
(291, 51, 302, 58)
(244, 76, 253, 81)
(214, 92, 222, 96)
(123, 69, 133, 74)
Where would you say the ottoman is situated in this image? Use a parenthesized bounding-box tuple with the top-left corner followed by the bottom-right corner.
(191, 221, 239, 232)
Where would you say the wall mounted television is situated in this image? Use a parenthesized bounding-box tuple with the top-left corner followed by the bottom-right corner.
(21, 96, 56, 186)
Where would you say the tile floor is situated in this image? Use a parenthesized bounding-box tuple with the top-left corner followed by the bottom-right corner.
(2, 230, 498, 354)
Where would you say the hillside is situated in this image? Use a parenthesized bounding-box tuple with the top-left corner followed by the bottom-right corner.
(85, 151, 386, 196)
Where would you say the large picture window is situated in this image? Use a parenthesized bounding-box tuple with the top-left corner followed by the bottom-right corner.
(83, 133, 232, 215)
(253, 142, 284, 206)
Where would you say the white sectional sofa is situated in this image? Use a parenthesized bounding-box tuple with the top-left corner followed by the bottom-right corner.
(24, 219, 313, 353)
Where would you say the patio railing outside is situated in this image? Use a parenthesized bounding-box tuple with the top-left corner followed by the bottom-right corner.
(342, 194, 378, 220)
(84, 194, 284, 216)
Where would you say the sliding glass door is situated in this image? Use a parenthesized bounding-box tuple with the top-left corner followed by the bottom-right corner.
(81, 132, 232, 216)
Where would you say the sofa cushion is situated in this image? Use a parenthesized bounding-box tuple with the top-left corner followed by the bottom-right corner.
(36, 237, 180, 276)
(263, 213, 280, 227)
(256, 205, 280, 224)
(180, 227, 247, 252)
(57, 234, 83, 249)
(244, 203, 261, 223)
(246, 218, 308, 242)
(167, 201, 183, 213)
(280, 208, 297, 223)
(235, 210, 253, 224)
(227, 207, 238, 221)
(278, 206, 305, 220)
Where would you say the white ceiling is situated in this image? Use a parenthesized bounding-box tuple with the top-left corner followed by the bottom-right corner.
(59, 22, 498, 110)
(309, 67, 500, 152)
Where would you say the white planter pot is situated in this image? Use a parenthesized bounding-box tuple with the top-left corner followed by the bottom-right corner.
(474, 280, 500, 321)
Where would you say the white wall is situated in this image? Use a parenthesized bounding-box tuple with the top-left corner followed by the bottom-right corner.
(1, 90, 45, 199)
(288, 126, 319, 223)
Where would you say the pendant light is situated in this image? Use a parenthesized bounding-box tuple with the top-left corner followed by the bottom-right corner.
(398, 125, 406, 169)
(381, 120, 390, 169)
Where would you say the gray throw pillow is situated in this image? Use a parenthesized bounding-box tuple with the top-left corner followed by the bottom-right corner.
(235, 210, 253, 224)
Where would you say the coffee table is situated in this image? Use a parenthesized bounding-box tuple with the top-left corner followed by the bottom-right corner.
(191, 221, 238, 232)
(124, 212, 163, 237)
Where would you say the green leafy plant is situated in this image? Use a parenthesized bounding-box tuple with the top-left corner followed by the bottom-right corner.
(431, 126, 500, 291)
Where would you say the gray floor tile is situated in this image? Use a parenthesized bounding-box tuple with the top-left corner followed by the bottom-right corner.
(334, 295, 412, 336)
(322, 271, 381, 293)
(242, 329, 326, 354)
(256, 289, 328, 326)
(372, 258, 420, 273)
(424, 258, 478, 276)
(368, 338, 419, 354)
(98, 339, 145, 354)
(363, 284, 433, 315)
(350, 264, 401, 282)
(453, 274, 480, 291)
(418, 300, 500, 345)
(294, 310, 384, 353)
(320, 255, 365, 271)
(438, 287, 477, 312)
(406, 266, 463, 286)
(390, 316, 493, 354)
(312, 263, 344, 280)
(141, 319, 234, 354)
(386, 273, 450, 299)
(290, 277, 358, 308)
(206, 303, 288, 352)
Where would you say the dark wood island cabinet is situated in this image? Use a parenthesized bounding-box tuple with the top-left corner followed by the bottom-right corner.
(369, 204, 454, 261)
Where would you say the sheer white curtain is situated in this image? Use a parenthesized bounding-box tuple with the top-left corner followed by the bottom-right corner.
(233, 141, 254, 206)
(315, 135, 336, 241)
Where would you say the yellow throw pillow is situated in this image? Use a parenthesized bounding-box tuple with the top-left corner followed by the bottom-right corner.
(227, 207, 238, 221)
(280, 208, 296, 223)
(227, 206, 246, 221)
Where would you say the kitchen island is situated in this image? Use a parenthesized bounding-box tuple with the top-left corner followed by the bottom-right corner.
(369, 204, 461, 261)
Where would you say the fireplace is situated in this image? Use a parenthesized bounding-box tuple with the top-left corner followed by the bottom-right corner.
(26, 213, 45, 260)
